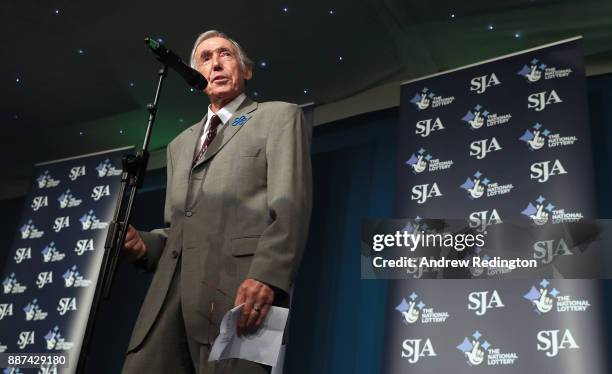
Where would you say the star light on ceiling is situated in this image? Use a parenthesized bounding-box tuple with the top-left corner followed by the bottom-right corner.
(259, 60, 267, 68)
(282, 7, 288, 13)
(303, 89, 309, 95)
(329, 10, 335, 15)
(488, 24, 494, 31)
(514, 32, 522, 38)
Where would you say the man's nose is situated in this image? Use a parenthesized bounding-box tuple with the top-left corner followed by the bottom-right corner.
(211, 54, 222, 71)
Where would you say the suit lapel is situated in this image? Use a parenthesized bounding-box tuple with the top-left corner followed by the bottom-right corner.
(180, 116, 207, 171)
(193, 97, 258, 169)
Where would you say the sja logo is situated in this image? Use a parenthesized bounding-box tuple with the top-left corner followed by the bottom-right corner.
(537, 329, 579, 357)
(469, 209, 502, 232)
(14, 247, 32, 264)
(527, 89, 562, 111)
(39, 364, 59, 374)
(17, 331, 35, 349)
(31, 196, 49, 211)
(470, 73, 501, 94)
(57, 297, 78, 316)
(533, 238, 572, 265)
(415, 117, 445, 138)
(68, 165, 86, 181)
(91, 185, 111, 201)
(411, 183, 443, 204)
(469, 137, 502, 160)
(468, 290, 504, 316)
(75, 239, 95, 256)
(52, 216, 70, 233)
(36, 271, 53, 289)
(0, 303, 14, 320)
(402, 338, 437, 363)
(530, 159, 567, 183)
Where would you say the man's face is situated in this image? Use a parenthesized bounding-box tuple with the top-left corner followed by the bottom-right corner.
(194, 37, 252, 102)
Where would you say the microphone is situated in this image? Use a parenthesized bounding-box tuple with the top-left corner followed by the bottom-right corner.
(144, 37, 207, 90)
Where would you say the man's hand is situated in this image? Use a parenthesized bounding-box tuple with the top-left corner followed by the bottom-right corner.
(234, 278, 274, 336)
(122, 224, 147, 262)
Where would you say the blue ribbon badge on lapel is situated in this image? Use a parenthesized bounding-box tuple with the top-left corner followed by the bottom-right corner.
(232, 115, 249, 127)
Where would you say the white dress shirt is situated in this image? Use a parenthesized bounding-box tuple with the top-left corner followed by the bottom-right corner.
(195, 93, 246, 155)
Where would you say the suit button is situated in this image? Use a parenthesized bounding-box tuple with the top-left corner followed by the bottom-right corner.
(185, 211, 193, 217)
(171, 250, 179, 259)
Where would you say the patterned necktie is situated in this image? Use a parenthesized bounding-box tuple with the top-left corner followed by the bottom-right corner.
(193, 114, 222, 166)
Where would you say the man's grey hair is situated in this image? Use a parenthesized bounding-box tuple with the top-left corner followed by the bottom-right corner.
(189, 30, 253, 71)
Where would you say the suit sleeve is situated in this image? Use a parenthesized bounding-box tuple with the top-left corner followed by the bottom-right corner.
(136, 144, 174, 272)
(247, 105, 312, 293)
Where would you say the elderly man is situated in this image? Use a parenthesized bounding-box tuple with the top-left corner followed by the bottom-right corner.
(121, 30, 312, 374)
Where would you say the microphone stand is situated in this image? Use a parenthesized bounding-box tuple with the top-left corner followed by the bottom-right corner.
(76, 64, 168, 374)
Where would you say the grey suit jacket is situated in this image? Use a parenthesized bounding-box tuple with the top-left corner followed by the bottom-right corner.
(127, 97, 312, 350)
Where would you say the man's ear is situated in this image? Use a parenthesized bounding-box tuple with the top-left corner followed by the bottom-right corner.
(244, 64, 253, 81)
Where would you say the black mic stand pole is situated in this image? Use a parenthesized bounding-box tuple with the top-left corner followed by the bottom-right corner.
(76, 63, 168, 374)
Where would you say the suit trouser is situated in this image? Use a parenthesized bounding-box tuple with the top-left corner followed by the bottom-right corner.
(122, 256, 271, 374)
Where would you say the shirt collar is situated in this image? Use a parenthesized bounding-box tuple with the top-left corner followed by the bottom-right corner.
(207, 93, 246, 125)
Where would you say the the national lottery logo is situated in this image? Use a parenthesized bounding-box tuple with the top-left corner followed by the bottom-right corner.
(68, 165, 86, 181)
(36, 170, 60, 189)
(75, 238, 95, 256)
(91, 184, 111, 201)
(14, 247, 32, 264)
(517, 58, 573, 83)
(0, 341, 7, 352)
(57, 297, 78, 316)
(17, 331, 35, 349)
(527, 89, 563, 112)
(96, 158, 122, 177)
(520, 123, 578, 150)
(396, 292, 450, 325)
(460, 171, 513, 199)
(36, 271, 53, 289)
(537, 329, 579, 357)
(41, 242, 66, 263)
(410, 87, 454, 110)
(52, 216, 70, 233)
(20, 219, 45, 239)
(411, 183, 443, 204)
(470, 73, 501, 94)
(58, 189, 82, 208)
(0, 303, 14, 320)
(456, 330, 518, 367)
(24, 298, 48, 321)
(521, 195, 583, 225)
(31, 195, 49, 211)
(4, 367, 23, 374)
(524, 279, 590, 315)
(80, 210, 108, 230)
(44, 326, 74, 351)
(405, 148, 453, 174)
(63, 265, 92, 287)
(3, 273, 27, 294)
(461, 104, 511, 130)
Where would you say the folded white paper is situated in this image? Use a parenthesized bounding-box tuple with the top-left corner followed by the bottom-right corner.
(208, 303, 289, 367)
